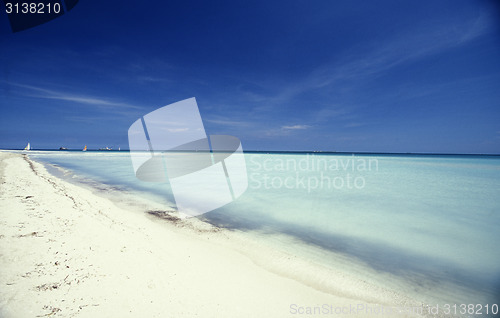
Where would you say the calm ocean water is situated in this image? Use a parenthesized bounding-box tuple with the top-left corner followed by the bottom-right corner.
(29, 151, 500, 307)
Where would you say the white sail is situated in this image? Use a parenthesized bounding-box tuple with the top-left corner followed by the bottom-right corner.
(24, 142, 30, 151)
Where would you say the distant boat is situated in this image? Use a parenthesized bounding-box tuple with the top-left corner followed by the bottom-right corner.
(99, 147, 112, 151)
(83, 145, 87, 152)
(24, 142, 30, 151)
(59, 147, 68, 150)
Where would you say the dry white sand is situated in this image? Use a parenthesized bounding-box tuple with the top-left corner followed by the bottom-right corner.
(0, 151, 429, 317)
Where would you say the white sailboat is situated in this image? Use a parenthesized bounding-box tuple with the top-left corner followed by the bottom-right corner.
(24, 142, 30, 151)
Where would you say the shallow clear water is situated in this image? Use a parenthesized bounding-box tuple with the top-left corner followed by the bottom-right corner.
(29, 151, 500, 307)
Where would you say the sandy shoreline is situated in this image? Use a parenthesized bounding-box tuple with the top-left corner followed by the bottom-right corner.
(0, 151, 427, 317)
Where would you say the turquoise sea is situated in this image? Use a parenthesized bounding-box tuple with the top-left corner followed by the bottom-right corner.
(29, 151, 500, 311)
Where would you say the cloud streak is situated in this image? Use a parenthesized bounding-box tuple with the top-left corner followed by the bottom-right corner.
(306, 16, 491, 92)
(244, 10, 493, 108)
(281, 125, 310, 130)
(7, 82, 142, 111)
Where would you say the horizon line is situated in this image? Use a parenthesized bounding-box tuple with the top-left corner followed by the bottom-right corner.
(2, 148, 499, 156)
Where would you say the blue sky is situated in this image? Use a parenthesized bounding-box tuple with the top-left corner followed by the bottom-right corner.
(1, 0, 499, 153)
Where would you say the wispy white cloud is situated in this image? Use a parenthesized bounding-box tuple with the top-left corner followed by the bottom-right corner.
(281, 124, 310, 130)
(7, 82, 142, 111)
(215, 10, 495, 141)
(204, 116, 253, 127)
(306, 14, 492, 91)
(136, 75, 170, 83)
(242, 10, 493, 109)
(64, 115, 110, 124)
(259, 124, 313, 137)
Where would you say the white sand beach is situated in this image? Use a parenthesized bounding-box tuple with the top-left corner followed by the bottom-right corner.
(0, 151, 428, 318)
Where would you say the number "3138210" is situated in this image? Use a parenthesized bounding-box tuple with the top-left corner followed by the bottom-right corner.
(5, 2, 62, 14)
